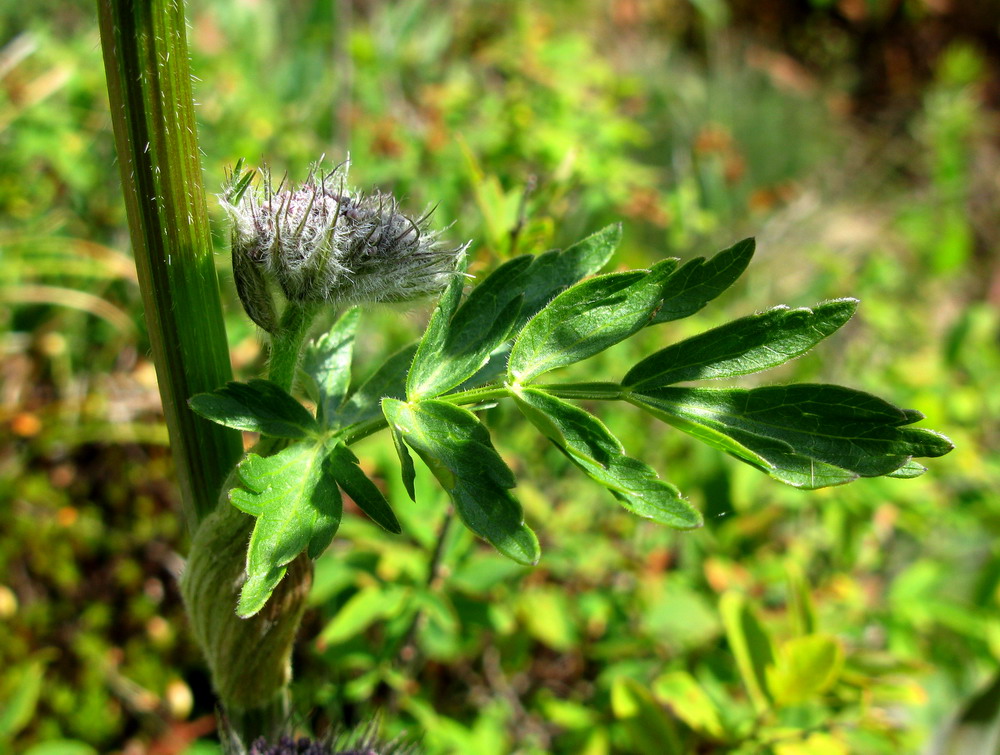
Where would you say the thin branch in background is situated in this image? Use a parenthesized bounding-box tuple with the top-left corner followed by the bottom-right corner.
(396, 506, 455, 675)
(508, 174, 537, 256)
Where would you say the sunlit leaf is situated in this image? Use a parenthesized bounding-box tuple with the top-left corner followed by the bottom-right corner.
(630, 384, 953, 488)
(509, 259, 677, 383)
(624, 299, 857, 389)
(650, 237, 754, 325)
(230, 441, 342, 617)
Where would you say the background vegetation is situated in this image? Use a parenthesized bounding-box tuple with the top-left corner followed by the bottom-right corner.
(1, 0, 997, 752)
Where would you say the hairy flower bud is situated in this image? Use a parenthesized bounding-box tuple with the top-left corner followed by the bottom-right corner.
(221, 159, 467, 332)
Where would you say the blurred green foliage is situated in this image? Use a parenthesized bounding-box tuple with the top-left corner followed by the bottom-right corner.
(1, 0, 998, 753)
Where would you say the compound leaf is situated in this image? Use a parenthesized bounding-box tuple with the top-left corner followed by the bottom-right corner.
(383, 398, 540, 565)
(630, 384, 953, 488)
(509, 259, 677, 384)
(512, 387, 701, 529)
(410, 225, 622, 396)
(230, 441, 343, 616)
(625, 299, 858, 389)
(190, 379, 319, 439)
(651, 237, 754, 325)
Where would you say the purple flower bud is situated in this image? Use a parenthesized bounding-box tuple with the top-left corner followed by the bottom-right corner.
(222, 159, 467, 332)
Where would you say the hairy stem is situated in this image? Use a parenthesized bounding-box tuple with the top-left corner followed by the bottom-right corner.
(97, 0, 242, 529)
(269, 302, 323, 392)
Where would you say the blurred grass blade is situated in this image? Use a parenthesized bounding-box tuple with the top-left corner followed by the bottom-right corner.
(720, 592, 775, 714)
(928, 670, 1000, 755)
(98, 0, 242, 527)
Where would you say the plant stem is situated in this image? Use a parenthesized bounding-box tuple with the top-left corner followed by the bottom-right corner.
(97, 0, 242, 529)
(339, 381, 625, 446)
(268, 301, 322, 392)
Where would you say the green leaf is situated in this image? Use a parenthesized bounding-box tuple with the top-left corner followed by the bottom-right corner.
(766, 634, 844, 707)
(230, 441, 343, 616)
(512, 387, 701, 529)
(387, 419, 417, 501)
(650, 237, 755, 325)
(0, 659, 44, 738)
(652, 670, 726, 739)
(326, 442, 401, 533)
(517, 223, 622, 324)
(720, 591, 775, 714)
(303, 307, 360, 427)
(383, 398, 540, 565)
(611, 677, 684, 755)
(407, 256, 525, 399)
(189, 379, 319, 439)
(624, 299, 858, 389)
(318, 584, 410, 645)
(509, 259, 678, 384)
(888, 459, 928, 479)
(630, 384, 953, 488)
(339, 344, 417, 427)
(23, 743, 99, 755)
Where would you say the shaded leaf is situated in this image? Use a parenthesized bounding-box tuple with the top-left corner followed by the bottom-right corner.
(230, 441, 342, 616)
(338, 344, 417, 427)
(650, 237, 755, 325)
(611, 677, 684, 755)
(630, 384, 953, 488)
(625, 299, 857, 389)
(509, 259, 677, 384)
(512, 387, 701, 529)
(326, 442, 401, 533)
(383, 398, 540, 565)
(303, 307, 360, 426)
(190, 379, 319, 439)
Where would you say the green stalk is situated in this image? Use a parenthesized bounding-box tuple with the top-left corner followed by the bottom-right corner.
(268, 301, 323, 392)
(98, 0, 301, 741)
(97, 0, 242, 529)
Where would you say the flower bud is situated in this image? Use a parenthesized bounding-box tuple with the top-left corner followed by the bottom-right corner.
(221, 159, 467, 332)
